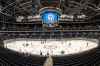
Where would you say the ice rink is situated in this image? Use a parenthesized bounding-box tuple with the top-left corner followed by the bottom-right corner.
(4, 38, 98, 56)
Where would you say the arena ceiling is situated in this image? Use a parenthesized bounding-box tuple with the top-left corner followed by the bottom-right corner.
(15, 0, 100, 19)
(0, 0, 100, 22)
